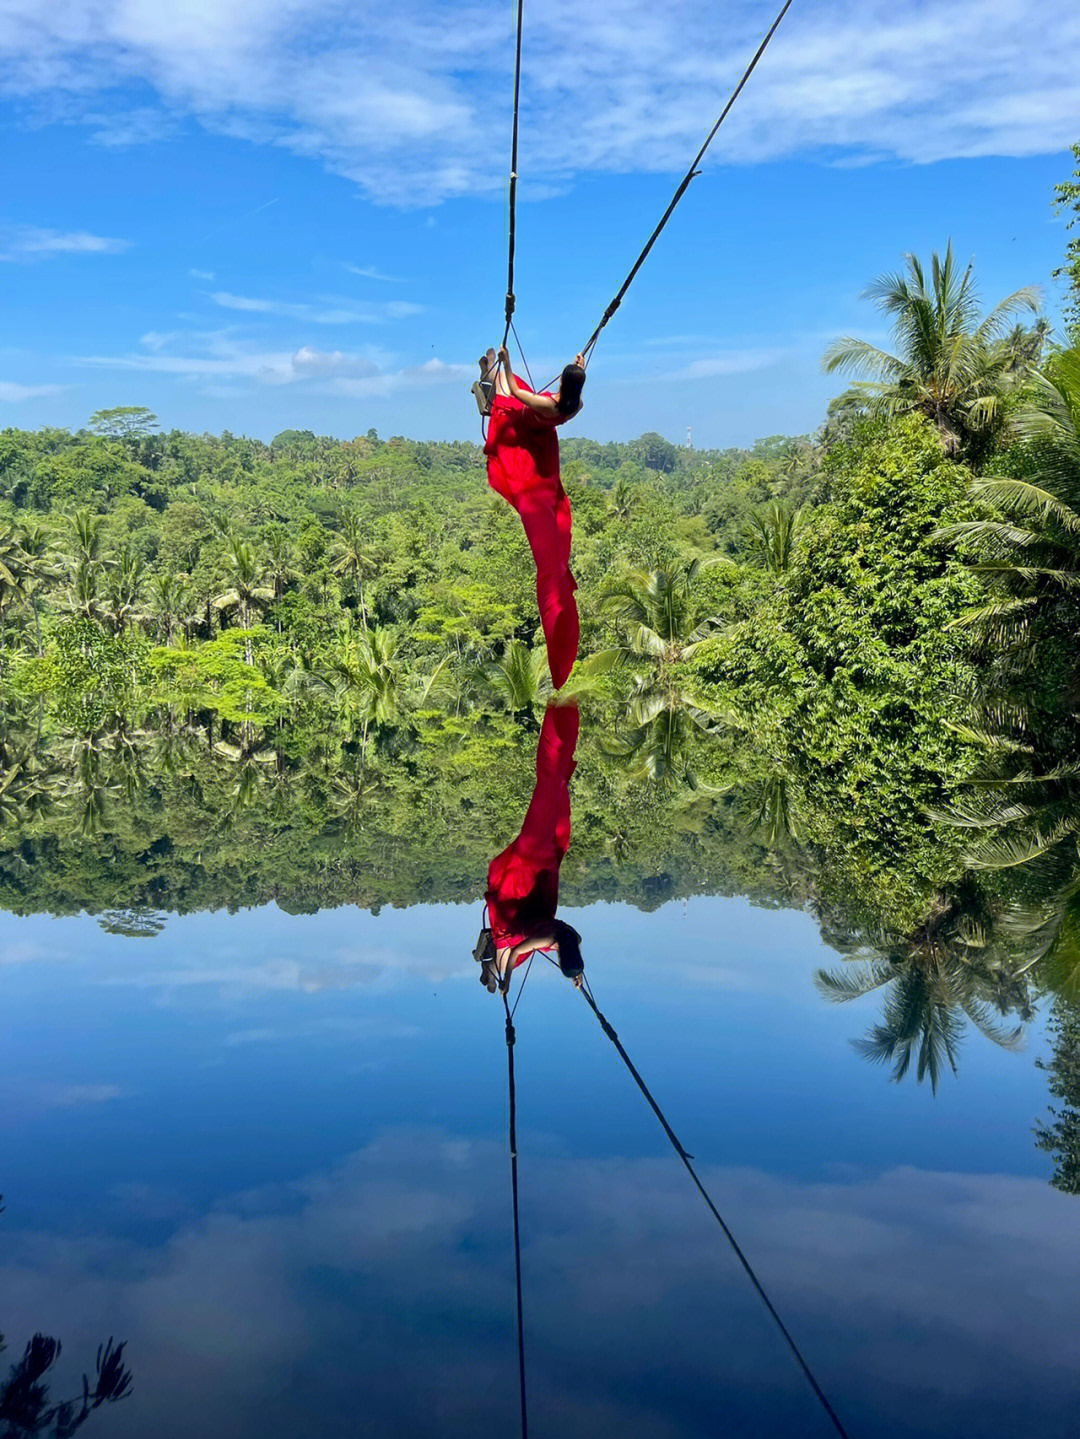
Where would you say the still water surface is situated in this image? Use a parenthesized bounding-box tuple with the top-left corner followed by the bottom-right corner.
(2, 892, 1078, 1438)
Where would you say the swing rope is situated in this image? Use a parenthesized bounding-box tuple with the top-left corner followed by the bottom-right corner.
(503, 0, 526, 350)
(501, 983, 529, 1439)
(579, 0, 795, 365)
(577, 973, 852, 1439)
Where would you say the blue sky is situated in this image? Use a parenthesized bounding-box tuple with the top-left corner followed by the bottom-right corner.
(1, 0, 1078, 446)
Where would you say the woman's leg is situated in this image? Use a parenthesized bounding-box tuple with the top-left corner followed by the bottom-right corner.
(515, 484, 580, 688)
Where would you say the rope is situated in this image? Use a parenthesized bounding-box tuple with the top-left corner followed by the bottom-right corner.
(578, 976, 851, 1439)
(509, 318, 536, 395)
(580, 0, 794, 365)
(503, 0, 526, 349)
(502, 988, 529, 1439)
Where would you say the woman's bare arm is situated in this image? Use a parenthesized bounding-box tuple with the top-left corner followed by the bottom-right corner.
(499, 347, 559, 417)
(509, 931, 557, 964)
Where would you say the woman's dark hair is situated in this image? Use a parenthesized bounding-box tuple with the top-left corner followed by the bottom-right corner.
(556, 363, 586, 417)
(552, 918, 583, 975)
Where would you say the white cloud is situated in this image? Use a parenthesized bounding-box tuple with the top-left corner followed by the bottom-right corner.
(673, 348, 786, 380)
(0, 1, 1075, 204)
(189, 267, 215, 280)
(0, 380, 65, 400)
(0, 224, 132, 261)
(328, 356, 473, 398)
(209, 290, 423, 323)
(76, 328, 468, 398)
(76, 329, 389, 388)
(39, 1082, 128, 1107)
(345, 263, 403, 282)
(85, 104, 178, 146)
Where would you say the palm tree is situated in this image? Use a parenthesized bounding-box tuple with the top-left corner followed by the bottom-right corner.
(65, 508, 109, 572)
(486, 640, 550, 713)
(329, 512, 374, 629)
(103, 545, 144, 634)
(148, 572, 188, 644)
(601, 559, 726, 669)
(823, 242, 1041, 460)
(0, 523, 33, 667)
(1003, 317, 1053, 372)
(743, 501, 803, 573)
(63, 560, 102, 623)
(15, 521, 57, 654)
(609, 478, 635, 520)
(940, 346, 1080, 667)
(326, 626, 403, 751)
(212, 538, 274, 634)
(264, 529, 297, 600)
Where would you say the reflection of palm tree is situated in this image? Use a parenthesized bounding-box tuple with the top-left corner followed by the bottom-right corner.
(604, 682, 716, 788)
(98, 907, 167, 937)
(823, 243, 1041, 460)
(817, 909, 1027, 1091)
(0, 1329, 132, 1436)
(0, 736, 55, 830)
(1034, 995, 1080, 1194)
(743, 771, 802, 846)
(945, 746, 1080, 1001)
(329, 766, 380, 835)
(62, 746, 120, 839)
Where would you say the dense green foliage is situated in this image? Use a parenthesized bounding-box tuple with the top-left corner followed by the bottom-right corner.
(1055, 142, 1080, 340)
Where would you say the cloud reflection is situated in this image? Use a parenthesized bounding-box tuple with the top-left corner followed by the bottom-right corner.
(3, 1131, 1080, 1438)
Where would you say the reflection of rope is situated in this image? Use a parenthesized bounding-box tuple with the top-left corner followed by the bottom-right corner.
(578, 975, 852, 1439)
(502, 982, 529, 1439)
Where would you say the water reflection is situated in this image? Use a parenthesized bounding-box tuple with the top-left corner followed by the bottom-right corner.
(0, 1314, 132, 1437)
(476, 702, 583, 994)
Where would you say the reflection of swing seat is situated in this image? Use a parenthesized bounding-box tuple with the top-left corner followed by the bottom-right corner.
(472, 377, 494, 417)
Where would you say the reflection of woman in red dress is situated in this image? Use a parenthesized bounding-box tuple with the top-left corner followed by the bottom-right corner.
(476, 701, 582, 994)
(482, 346, 585, 690)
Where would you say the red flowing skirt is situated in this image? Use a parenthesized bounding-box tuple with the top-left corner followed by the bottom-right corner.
(484, 382, 580, 689)
(485, 702, 579, 966)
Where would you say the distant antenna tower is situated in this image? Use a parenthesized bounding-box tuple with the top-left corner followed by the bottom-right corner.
(686, 425, 693, 450)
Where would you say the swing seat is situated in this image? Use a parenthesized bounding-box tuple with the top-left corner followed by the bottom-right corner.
(472, 377, 494, 417)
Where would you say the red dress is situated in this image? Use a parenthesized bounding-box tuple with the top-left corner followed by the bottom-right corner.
(485, 702, 579, 969)
(484, 379, 580, 689)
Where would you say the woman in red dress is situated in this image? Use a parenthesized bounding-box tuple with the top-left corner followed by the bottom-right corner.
(482, 345, 585, 690)
(476, 701, 582, 994)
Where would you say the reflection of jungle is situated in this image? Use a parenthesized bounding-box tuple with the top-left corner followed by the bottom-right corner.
(0, 1200, 132, 1438)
